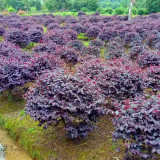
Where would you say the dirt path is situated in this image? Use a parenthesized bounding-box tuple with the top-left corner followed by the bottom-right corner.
(0, 129, 32, 160)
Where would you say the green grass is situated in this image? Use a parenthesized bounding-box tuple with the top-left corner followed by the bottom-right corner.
(77, 33, 89, 41)
(23, 42, 38, 52)
(0, 93, 125, 160)
(0, 36, 4, 42)
(53, 11, 77, 16)
(83, 41, 90, 47)
(43, 26, 47, 33)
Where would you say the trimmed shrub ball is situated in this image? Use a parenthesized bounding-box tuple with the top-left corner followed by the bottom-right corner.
(25, 69, 106, 139)
(6, 30, 30, 48)
(113, 95, 160, 160)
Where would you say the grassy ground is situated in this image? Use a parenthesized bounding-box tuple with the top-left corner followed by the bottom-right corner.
(0, 36, 4, 42)
(0, 92, 125, 160)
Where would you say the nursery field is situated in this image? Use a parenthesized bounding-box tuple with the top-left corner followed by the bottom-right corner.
(0, 12, 160, 160)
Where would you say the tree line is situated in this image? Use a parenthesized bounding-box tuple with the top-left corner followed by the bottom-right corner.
(0, 0, 159, 14)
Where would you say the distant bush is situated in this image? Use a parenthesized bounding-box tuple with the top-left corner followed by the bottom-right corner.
(1, 11, 10, 16)
(96, 8, 103, 14)
(17, 10, 28, 15)
(103, 8, 113, 14)
(30, 7, 37, 13)
(132, 7, 137, 15)
(114, 8, 125, 15)
(81, 7, 88, 12)
(72, 9, 77, 13)
(7, 7, 16, 13)
(138, 8, 145, 15)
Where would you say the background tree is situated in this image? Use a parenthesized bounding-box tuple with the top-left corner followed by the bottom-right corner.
(146, 0, 160, 13)
(0, 0, 5, 11)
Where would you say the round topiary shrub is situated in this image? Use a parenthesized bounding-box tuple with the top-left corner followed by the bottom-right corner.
(146, 66, 160, 93)
(138, 50, 160, 68)
(67, 40, 85, 52)
(129, 44, 148, 60)
(46, 30, 67, 46)
(25, 69, 106, 139)
(96, 59, 145, 102)
(76, 58, 108, 80)
(85, 26, 100, 39)
(29, 29, 43, 43)
(32, 43, 56, 55)
(6, 30, 30, 48)
(0, 27, 5, 36)
(25, 53, 63, 79)
(59, 47, 79, 66)
(0, 57, 30, 92)
(113, 95, 160, 160)
(114, 8, 125, 15)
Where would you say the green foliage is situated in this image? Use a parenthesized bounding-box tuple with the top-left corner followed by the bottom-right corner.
(114, 7, 125, 15)
(23, 42, 38, 51)
(137, 8, 149, 15)
(7, 6, 16, 13)
(30, 7, 37, 12)
(104, 8, 113, 14)
(0, 36, 4, 42)
(72, 9, 77, 12)
(146, 0, 160, 13)
(19, 109, 26, 117)
(0, 0, 42, 11)
(27, 128, 36, 133)
(0, 116, 5, 126)
(53, 11, 77, 16)
(43, 0, 71, 11)
(8, 92, 13, 102)
(132, 7, 137, 15)
(0, 0, 153, 15)
(77, 33, 89, 41)
(71, 0, 99, 11)
(83, 41, 90, 47)
(96, 7, 103, 13)
(120, 0, 130, 8)
(138, 9, 144, 15)
(81, 7, 88, 12)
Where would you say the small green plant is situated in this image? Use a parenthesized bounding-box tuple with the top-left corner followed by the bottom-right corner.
(8, 92, 13, 102)
(77, 33, 89, 41)
(19, 109, 26, 117)
(7, 6, 16, 13)
(0, 116, 5, 126)
(27, 128, 36, 133)
(83, 41, 90, 47)
(43, 26, 47, 33)
(23, 42, 38, 51)
(0, 36, 4, 42)
(30, 7, 37, 13)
